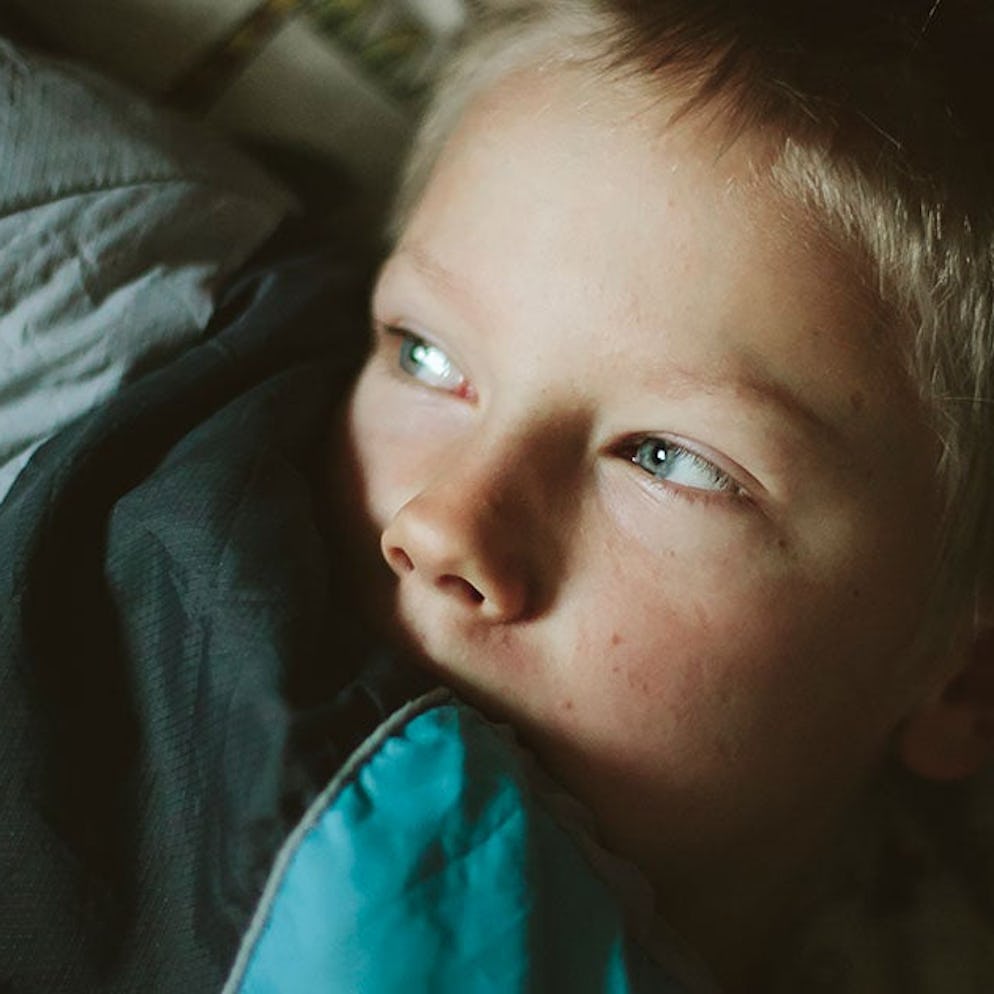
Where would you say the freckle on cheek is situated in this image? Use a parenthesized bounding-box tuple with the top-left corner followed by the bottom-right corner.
(610, 632, 623, 647)
(625, 670, 652, 695)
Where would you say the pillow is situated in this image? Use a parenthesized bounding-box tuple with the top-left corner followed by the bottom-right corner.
(0, 37, 295, 503)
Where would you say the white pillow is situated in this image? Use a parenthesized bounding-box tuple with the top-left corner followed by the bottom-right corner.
(0, 38, 295, 503)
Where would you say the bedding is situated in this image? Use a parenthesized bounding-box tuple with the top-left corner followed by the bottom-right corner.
(0, 245, 703, 994)
(227, 694, 696, 994)
(0, 37, 294, 505)
(5, 0, 467, 200)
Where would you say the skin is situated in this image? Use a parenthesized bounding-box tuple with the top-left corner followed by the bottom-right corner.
(335, 63, 952, 987)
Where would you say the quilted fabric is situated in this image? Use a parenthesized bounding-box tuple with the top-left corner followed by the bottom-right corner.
(0, 249, 371, 994)
(226, 697, 696, 994)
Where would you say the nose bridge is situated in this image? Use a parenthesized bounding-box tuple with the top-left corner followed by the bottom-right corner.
(382, 413, 585, 619)
(452, 414, 578, 513)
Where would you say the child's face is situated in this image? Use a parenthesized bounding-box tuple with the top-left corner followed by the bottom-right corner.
(343, 66, 942, 899)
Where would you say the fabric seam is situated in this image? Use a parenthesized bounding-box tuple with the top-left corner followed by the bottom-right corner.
(219, 685, 454, 994)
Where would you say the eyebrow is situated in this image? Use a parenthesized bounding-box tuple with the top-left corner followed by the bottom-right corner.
(388, 243, 845, 449)
(663, 361, 844, 449)
(387, 243, 485, 324)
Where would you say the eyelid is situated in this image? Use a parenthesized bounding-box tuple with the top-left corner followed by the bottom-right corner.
(375, 321, 476, 401)
(662, 433, 767, 498)
(615, 433, 756, 504)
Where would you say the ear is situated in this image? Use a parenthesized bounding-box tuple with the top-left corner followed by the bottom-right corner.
(899, 606, 994, 781)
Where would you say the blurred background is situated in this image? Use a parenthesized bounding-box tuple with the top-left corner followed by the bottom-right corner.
(0, 0, 469, 200)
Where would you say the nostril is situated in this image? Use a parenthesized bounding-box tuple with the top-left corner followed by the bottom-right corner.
(437, 574, 485, 605)
(386, 546, 415, 574)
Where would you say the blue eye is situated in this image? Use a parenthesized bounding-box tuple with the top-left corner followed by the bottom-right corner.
(396, 331, 468, 393)
(630, 437, 738, 495)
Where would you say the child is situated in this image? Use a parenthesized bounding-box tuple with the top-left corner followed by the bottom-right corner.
(331, 0, 994, 988)
(3, 4, 993, 993)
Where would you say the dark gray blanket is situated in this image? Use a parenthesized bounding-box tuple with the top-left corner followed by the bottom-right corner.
(0, 248, 431, 994)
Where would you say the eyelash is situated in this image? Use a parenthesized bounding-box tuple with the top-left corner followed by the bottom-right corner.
(615, 437, 748, 503)
(376, 322, 749, 505)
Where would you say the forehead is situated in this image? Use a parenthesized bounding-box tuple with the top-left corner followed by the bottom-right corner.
(408, 64, 864, 330)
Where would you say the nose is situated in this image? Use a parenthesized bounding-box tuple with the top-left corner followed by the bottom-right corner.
(381, 507, 529, 621)
(380, 453, 556, 623)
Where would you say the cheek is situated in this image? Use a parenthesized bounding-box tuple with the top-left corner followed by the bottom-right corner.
(560, 535, 869, 757)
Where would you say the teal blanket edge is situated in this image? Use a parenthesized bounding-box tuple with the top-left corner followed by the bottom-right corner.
(224, 694, 688, 994)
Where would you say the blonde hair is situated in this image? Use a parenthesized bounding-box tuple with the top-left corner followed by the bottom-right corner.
(392, 0, 994, 623)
